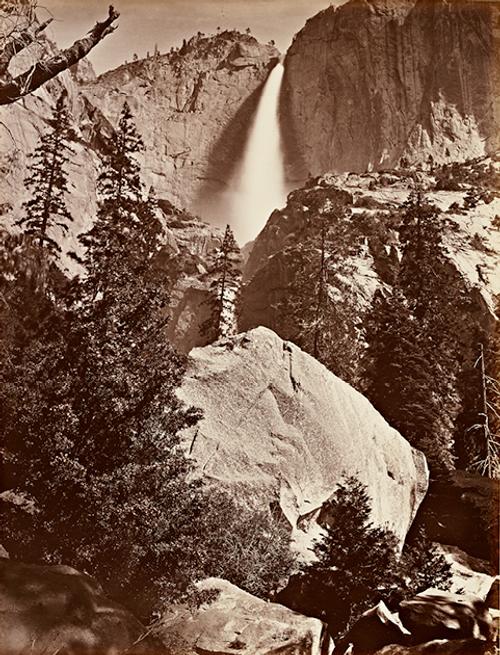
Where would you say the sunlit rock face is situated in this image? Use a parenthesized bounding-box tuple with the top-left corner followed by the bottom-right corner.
(281, 0, 499, 183)
(159, 577, 328, 655)
(0, 31, 279, 252)
(0, 49, 100, 274)
(80, 32, 279, 221)
(178, 326, 428, 551)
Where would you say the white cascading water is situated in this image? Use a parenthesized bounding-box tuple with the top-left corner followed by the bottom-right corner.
(230, 62, 287, 245)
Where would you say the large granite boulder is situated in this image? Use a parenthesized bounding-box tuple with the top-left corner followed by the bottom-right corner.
(179, 327, 428, 549)
(157, 577, 329, 655)
(0, 558, 163, 654)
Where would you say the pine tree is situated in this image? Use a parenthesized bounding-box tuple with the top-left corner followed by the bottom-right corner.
(201, 224, 241, 343)
(17, 92, 75, 254)
(361, 189, 481, 473)
(398, 188, 444, 317)
(2, 102, 204, 618)
(284, 477, 450, 638)
(361, 288, 453, 470)
(273, 190, 361, 383)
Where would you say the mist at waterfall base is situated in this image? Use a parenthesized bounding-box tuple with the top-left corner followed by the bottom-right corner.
(228, 62, 288, 245)
(198, 62, 288, 247)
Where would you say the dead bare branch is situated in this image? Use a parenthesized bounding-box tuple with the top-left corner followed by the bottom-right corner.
(0, 15, 52, 77)
(0, 5, 119, 105)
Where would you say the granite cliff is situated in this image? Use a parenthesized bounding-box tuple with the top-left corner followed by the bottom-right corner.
(0, 30, 279, 244)
(80, 31, 279, 215)
(281, 0, 499, 184)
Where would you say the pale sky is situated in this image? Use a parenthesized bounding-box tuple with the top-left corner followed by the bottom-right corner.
(38, 0, 341, 75)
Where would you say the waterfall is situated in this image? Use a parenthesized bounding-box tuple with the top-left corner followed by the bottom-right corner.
(230, 62, 287, 245)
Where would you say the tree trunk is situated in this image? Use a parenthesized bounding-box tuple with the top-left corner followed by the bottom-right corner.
(0, 6, 119, 105)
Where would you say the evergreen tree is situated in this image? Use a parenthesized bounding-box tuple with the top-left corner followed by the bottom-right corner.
(1, 103, 203, 618)
(283, 477, 450, 638)
(201, 224, 241, 343)
(1, 102, 299, 619)
(362, 288, 453, 470)
(362, 189, 479, 472)
(398, 188, 444, 317)
(17, 92, 75, 254)
(273, 190, 362, 384)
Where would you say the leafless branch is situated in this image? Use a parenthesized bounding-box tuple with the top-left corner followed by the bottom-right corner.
(0, 15, 52, 77)
(0, 5, 119, 105)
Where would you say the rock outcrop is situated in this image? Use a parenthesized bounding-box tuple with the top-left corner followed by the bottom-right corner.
(0, 558, 163, 654)
(398, 592, 494, 644)
(281, 0, 499, 183)
(243, 168, 500, 330)
(158, 577, 328, 655)
(435, 545, 497, 601)
(241, 165, 500, 463)
(0, 30, 278, 253)
(179, 326, 428, 549)
(158, 200, 224, 352)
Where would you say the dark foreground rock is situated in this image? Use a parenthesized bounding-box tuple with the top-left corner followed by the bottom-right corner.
(0, 558, 164, 654)
(334, 601, 411, 655)
(374, 639, 492, 655)
(157, 577, 329, 655)
(414, 472, 499, 565)
(398, 592, 494, 645)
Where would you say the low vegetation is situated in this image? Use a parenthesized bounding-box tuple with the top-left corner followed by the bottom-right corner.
(284, 477, 452, 638)
(0, 100, 293, 619)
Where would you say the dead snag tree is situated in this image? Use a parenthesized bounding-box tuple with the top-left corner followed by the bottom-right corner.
(0, 4, 119, 105)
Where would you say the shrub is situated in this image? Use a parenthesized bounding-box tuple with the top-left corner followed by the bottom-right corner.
(284, 477, 451, 638)
(200, 491, 294, 599)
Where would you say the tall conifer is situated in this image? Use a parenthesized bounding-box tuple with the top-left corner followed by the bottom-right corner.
(17, 92, 75, 254)
(201, 223, 241, 342)
(273, 190, 360, 383)
(3, 102, 204, 617)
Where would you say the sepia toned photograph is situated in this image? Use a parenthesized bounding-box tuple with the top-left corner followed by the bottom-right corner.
(0, 0, 498, 653)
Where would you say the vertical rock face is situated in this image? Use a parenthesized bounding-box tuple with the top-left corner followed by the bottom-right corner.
(282, 0, 499, 183)
(158, 200, 224, 353)
(80, 33, 279, 216)
(0, 45, 100, 269)
(0, 31, 279, 248)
